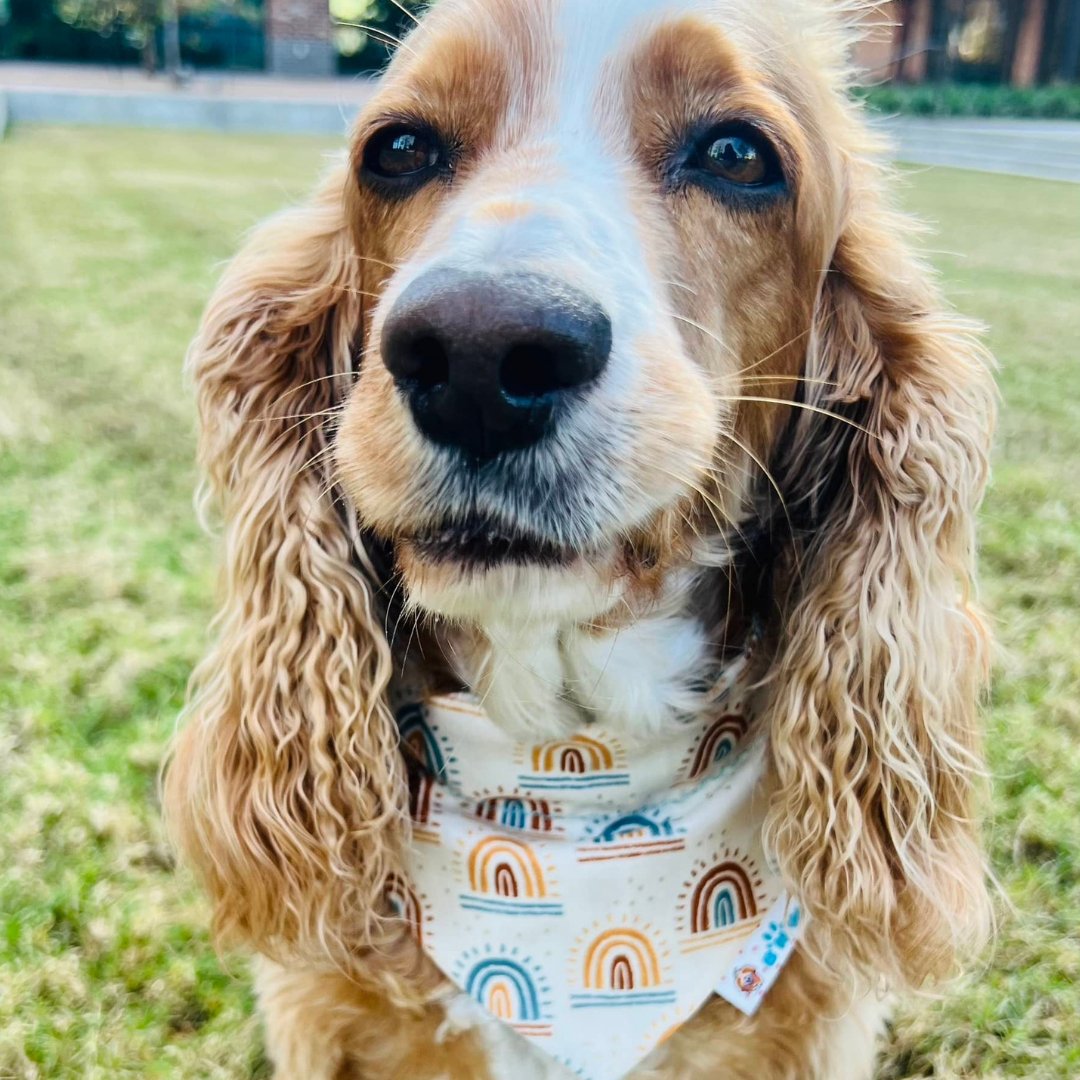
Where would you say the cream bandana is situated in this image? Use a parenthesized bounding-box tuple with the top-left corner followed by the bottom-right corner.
(391, 656, 803, 1080)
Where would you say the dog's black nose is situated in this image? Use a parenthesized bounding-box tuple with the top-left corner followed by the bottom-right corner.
(381, 269, 612, 458)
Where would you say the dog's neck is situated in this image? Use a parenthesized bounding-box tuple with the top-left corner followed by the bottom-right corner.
(426, 565, 747, 740)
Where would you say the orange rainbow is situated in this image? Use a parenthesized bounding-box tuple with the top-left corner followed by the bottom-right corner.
(531, 734, 615, 773)
(488, 982, 513, 1019)
(583, 927, 662, 990)
(468, 836, 547, 898)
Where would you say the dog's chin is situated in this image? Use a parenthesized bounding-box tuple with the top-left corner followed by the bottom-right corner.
(396, 524, 624, 627)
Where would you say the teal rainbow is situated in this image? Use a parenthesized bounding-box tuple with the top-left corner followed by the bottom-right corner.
(397, 705, 447, 776)
(598, 813, 674, 842)
(465, 956, 543, 1021)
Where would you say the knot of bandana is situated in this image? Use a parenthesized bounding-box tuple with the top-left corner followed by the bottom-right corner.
(391, 656, 802, 1080)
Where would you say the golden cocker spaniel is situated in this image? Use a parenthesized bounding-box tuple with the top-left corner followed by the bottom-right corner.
(165, 1, 996, 1077)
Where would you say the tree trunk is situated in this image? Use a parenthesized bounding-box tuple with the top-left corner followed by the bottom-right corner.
(1012, 0, 1048, 87)
(141, 34, 157, 75)
(1061, 0, 1080, 82)
(163, 0, 182, 81)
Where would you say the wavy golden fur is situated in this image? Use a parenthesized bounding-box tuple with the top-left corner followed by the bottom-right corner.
(164, 1, 996, 1076)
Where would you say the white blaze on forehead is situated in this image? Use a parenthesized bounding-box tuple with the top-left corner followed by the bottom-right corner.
(551, 0, 708, 134)
(503, 0, 705, 347)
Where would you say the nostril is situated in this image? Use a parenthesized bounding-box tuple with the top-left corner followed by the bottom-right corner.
(500, 343, 563, 401)
(403, 334, 450, 391)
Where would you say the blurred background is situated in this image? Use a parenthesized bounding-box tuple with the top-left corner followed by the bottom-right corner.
(0, 0, 1078, 86)
(1, 2, 1078, 1078)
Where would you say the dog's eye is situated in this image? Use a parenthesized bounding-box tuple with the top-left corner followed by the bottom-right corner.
(362, 124, 443, 186)
(702, 132, 771, 185)
(678, 123, 786, 201)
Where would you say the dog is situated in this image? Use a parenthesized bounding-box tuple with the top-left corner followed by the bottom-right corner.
(164, 1, 996, 1077)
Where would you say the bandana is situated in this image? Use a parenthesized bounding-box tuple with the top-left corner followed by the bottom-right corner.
(391, 655, 802, 1080)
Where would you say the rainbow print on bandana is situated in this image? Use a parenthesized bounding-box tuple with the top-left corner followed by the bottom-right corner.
(474, 793, 562, 834)
(399, 704, 460, 841)
(458, 835, 563, 915)
(517, 734, 629, 790)
(682, 713, 750, 781)
(395, 659, 801, 1077)
(576, 808, 686, 862)
(398, 704, 458, 781)
(385, 872, 429, 948)
(457, 947, 553, 1038)
(570, 921, 676, 1008)
(678, 849, 766, 953)
(406, 768, 441, 844)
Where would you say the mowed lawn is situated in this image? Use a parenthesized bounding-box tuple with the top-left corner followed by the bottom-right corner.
(1, 127, 1078, 1079)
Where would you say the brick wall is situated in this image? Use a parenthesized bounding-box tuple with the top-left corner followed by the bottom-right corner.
(265, 0, 335, 77)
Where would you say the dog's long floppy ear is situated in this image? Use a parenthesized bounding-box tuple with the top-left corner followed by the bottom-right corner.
(763, 160, 996, 986)
(164, 166, 406, 972)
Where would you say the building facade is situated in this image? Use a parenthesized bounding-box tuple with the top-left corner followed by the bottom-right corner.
(265, 0, 335, 77)
(855, 0, 1080, 86)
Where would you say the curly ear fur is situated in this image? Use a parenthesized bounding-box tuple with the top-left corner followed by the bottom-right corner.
(163, 166, 407, 974)
(763, 162, 996, 987)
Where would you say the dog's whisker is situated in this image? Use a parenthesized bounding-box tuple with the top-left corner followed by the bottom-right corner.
(737, 328, 813, 378)
(660, 277, 699, 297)
(668, 311, 739, 362)
(270, 372, 354, 408)
(711, 431, 805, 583)
(716, 395, 876, 439)
(385, 0, 421, 27)
(334, 22, 419, 58)
(348, 254, 405, 273)
(739, 373, 840, 389)
(246, 407, 343, 426)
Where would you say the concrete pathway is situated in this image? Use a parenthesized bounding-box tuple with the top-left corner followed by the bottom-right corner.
(3, 63, 1080, 182)
(875, 117, 1080, 183)
(0, 61, 374, 136)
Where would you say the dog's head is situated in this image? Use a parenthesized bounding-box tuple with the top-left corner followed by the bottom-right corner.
(335, 0, 843, 627)
(168, 0, 995, 994)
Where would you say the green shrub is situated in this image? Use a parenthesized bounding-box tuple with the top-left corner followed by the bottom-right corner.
(857, 82, 1080, 120)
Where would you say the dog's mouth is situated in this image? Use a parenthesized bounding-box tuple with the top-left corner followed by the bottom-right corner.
(406, 513, 578, 570)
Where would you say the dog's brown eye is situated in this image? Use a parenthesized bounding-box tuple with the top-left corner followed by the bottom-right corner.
(363, 124, 442, 183)
(704, 134, 768, 185)
(677, 123, 786, 203)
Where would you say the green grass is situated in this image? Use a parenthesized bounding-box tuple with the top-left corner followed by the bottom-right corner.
(1, 128, 1078, 1079)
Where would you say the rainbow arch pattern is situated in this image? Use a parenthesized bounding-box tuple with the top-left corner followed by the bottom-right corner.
(406, 769, 441, 844)
(397, 705, 459, 782)
(398, 704, 459, 842)
(577, 809, 686, 862)
(517, 735, 629, 790)
(475, 794, 560, 834)
(683, 713, 750, 781)
(460, 835, 563, 915)
(570, 923, 676, 1009)
(385, 872, 426, 947)
(395, 658, 801, 1078)
(678, 850, 766, 953)
(457, 948, 552, 1038)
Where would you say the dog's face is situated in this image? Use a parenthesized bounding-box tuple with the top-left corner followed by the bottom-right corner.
(335, 0, 841, 627)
